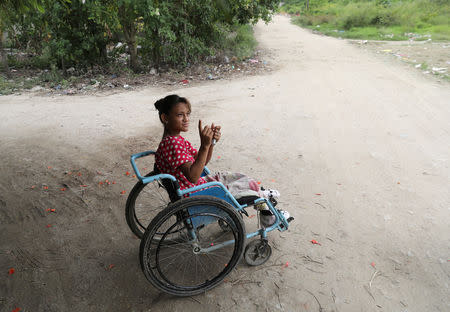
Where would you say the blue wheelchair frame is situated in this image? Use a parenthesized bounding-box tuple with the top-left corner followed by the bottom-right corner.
(131, 150, 289, 253)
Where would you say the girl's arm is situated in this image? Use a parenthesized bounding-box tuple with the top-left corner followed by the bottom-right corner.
(179, 120, 214, 183)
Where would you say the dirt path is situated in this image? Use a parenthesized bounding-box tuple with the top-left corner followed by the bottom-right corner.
(1, 15, 449, 312)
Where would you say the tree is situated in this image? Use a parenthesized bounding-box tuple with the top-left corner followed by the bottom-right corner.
(0, 0, 43, 76)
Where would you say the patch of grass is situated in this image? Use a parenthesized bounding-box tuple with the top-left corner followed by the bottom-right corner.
(285, 0, 450, 41)
(221, 24, 258, 60)
(0, 76, 15, 95)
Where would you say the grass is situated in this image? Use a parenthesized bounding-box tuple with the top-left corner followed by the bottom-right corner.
(284, 0, 450, 41)
(220, 24, 258, 60)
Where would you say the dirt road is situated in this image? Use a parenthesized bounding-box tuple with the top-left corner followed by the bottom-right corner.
(1, 15, 449, 312)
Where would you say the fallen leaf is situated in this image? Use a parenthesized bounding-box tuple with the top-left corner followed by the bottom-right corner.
(132, 174, 136, 178)
(31, 185, 36, 189)
(67, 171, 72, 175)
(77, 172, 82, 176)
(60, 188, 66, 191)
(217, 156, 221, 159)
(315, 193, 321, 195)
(271, 179, 275, 182)
(397, 182, 400, 184)
(283, 261, 289, 268)
(311, 239, 321, 246)
(8, 268, 15, 275)
(47, 166, 52, 169)
(112, 181, 116, 184)
(12, 308, 21, 312)
(257, 181, 261, 185)
(108, 264, 115, 270)
(99, 182, 103, 185)
(46, 224, 52, 228)
(43, 186, 49, 190)
(120, 190, 126, 195)
(370, 262, 376, 268)
(80, 185, 87, 187)
(125, 171, 130, 176)
(249, 214, 256, 218)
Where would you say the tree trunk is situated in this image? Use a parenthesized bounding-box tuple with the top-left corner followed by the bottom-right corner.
(0, 29, 11, 77)
(119, 5, 139, 72)
(306, 0, 310, 11)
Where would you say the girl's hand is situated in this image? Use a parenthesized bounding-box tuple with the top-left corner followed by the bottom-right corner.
(198, 120, 213, 147)
(211, 123, 221, 143)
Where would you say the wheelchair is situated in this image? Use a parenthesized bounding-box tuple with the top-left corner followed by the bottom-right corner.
(126, 150, 294, 296)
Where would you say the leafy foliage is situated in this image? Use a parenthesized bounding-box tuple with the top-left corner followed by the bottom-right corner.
(0, 0, 280, 72)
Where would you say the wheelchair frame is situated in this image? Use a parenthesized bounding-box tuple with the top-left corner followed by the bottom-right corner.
(130, 150, 290, 247)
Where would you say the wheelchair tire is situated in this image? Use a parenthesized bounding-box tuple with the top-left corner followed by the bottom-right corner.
(139, 196, 245, 296)
(125, 171, 172, 239)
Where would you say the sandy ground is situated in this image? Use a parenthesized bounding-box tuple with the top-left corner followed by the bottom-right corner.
(1, 15, 449, 312)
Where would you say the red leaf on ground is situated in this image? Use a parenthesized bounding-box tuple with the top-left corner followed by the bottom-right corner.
(108, 264, 115, 270)
(12, 308, 21, 312)
(43, 186, 49, 190)
(283, 261, 289, 268)
(99, 182, 103, 185)
(371, 262, 376, 268)
(120, 190, 126, 195)
(311, 239, 321, 245)
(46, 224, 52, 228)
(31, 185, 36, 189)
(125, 171, 130, 176)
(60, 188, 66, 191)
(47, 166, 52, 169)
(132, 175, 136, 178)
(77, 172, 82, 176)
(8, 268, 15, 275)
(112, 181, 116, 184)
(80, 185, 87, 187)
(315, 193, 321, 195)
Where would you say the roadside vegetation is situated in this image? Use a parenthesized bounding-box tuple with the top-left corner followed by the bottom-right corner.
(282, 0, 450, 41)
(0, 0, 277, 95)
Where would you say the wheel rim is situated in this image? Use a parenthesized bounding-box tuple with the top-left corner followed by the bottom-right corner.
(132, 179, 171, 234)
(143, 211, 241, 291)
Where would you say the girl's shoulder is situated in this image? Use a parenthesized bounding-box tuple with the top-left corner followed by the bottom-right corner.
(159, 135, 188, 147)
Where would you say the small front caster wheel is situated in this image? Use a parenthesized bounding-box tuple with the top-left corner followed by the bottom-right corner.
(244, 239, 272, 266)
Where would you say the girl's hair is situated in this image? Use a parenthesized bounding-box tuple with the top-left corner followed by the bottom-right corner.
(154, 94, 191, 123)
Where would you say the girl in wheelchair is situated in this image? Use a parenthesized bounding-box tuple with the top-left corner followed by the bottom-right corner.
(153, 94, 287, 223)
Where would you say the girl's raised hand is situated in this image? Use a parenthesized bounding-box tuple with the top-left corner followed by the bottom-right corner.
(198, 120, 213, 147)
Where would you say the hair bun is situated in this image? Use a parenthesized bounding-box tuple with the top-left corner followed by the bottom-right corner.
(154, 99, 164, 111)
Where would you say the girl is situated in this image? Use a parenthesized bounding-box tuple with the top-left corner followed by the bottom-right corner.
(154, 94, 280, 202)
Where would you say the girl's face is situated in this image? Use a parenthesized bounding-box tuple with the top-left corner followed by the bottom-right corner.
(162, 102, 191, 134)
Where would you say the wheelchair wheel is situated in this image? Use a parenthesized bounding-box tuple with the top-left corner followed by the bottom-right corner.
(125, 171, 172, 239)
(244, 239, 272, 266)
(140, 196, 245, 296)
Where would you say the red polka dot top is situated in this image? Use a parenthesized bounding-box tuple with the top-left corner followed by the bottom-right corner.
(155, 135, 207, 190)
